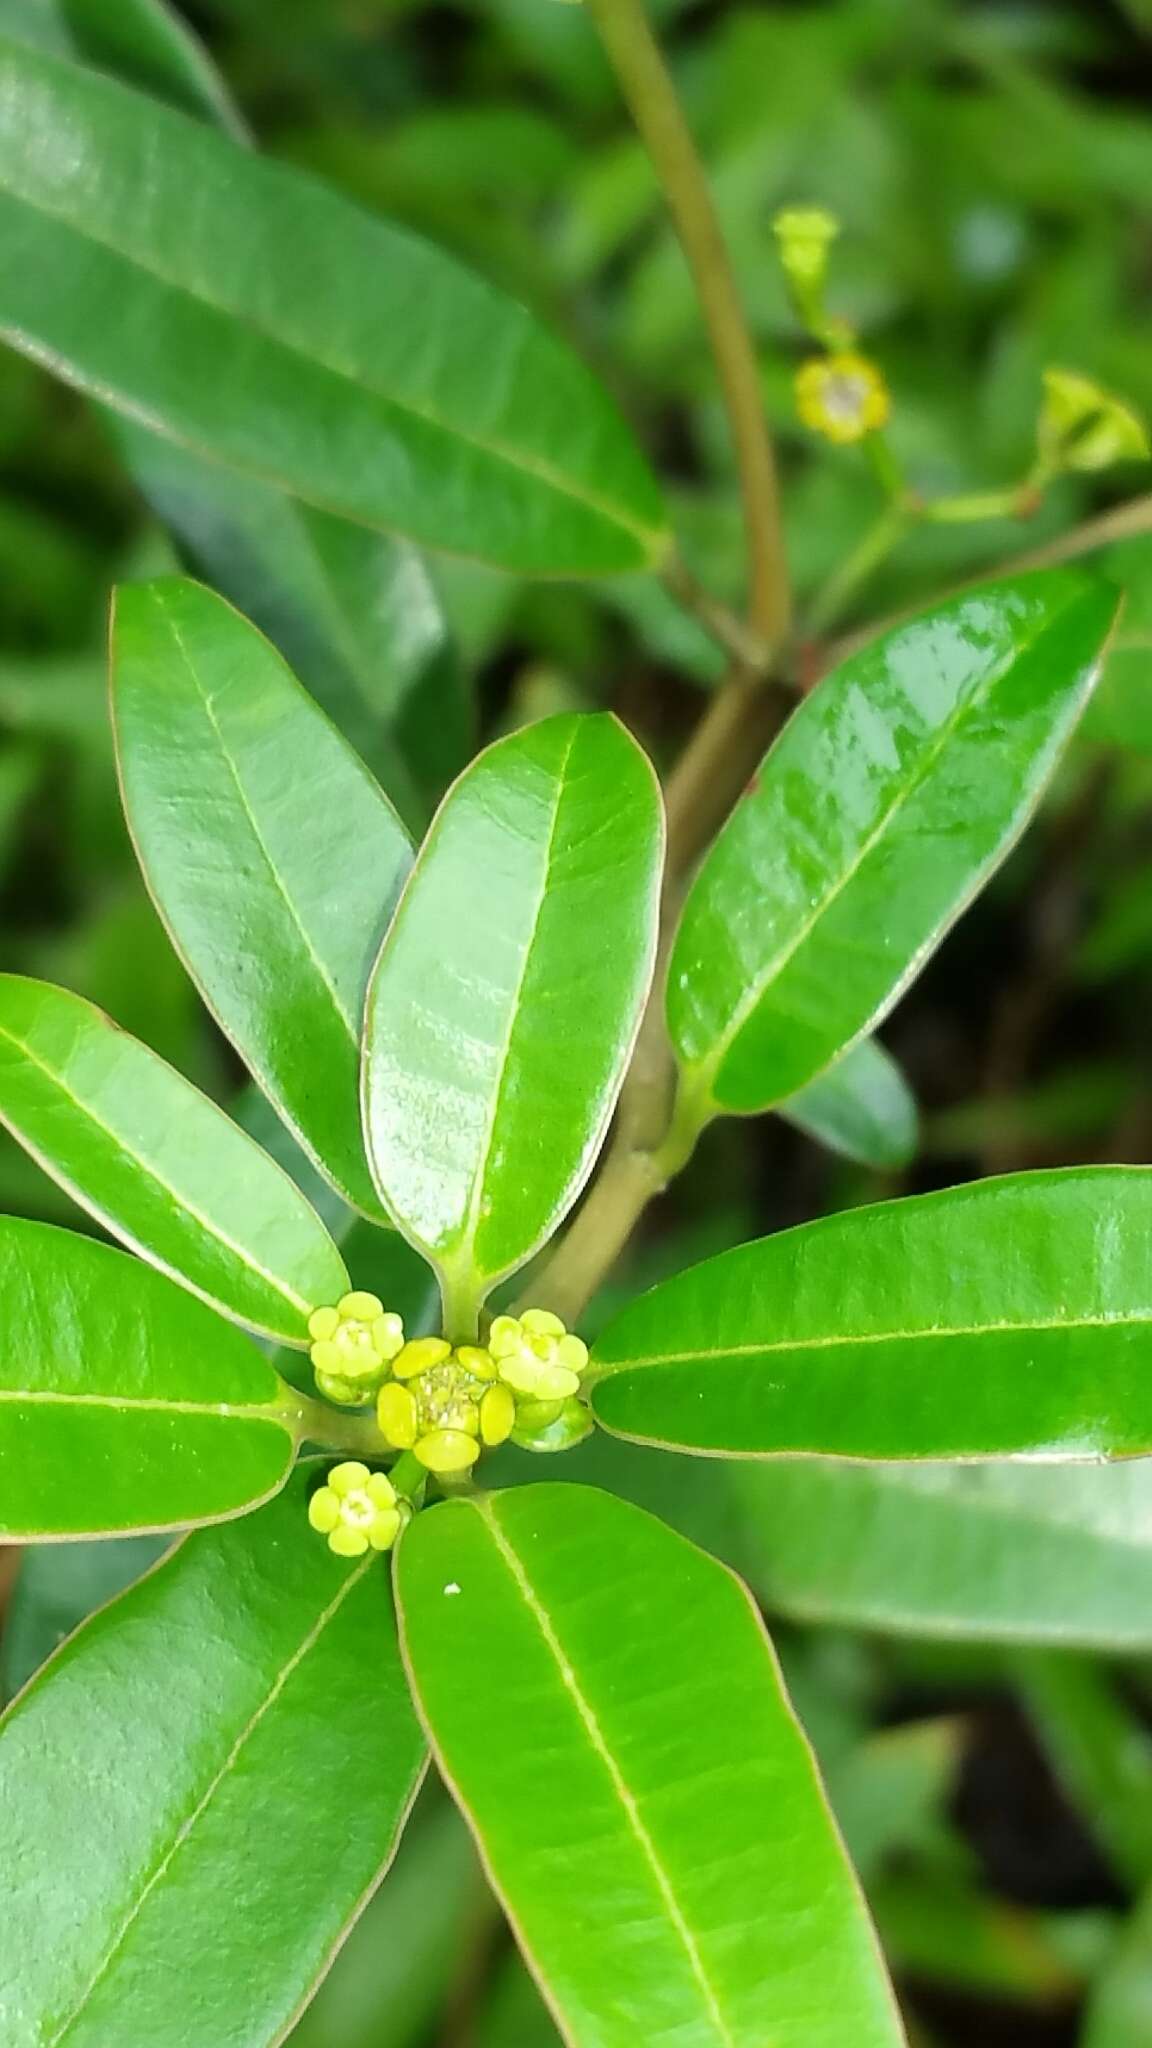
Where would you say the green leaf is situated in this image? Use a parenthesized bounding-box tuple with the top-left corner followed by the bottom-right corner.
(1084, 1889, 1152, 2048)
(1015, 1653, 1152, 1890)
(0, 974, 350, 1342)
(870, 1871, 1082, 2004)
(13, 0, 469, 828)
(109, 423, 464, 829)
(777, 1037, 918, 1168)
(0, 0, 246, 133)
(0, 1470, 425, 2048)
(396, 1484, 904, 2048)
(590, 1168, 1152, 1459)
(2, 1535, 166, 1701)
(364, 714, 663, 1309)
(734, 1458, 1152, 1650)
(668, 571, 1117, 1114)
(0, 35, 666, 574)
(289, 1804, 486, 2048)
(113, 577, 412, 1221)
(0, 1217, 296, 1536)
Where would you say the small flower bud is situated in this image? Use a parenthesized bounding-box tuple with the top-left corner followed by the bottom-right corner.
(488, 1310, 589, 1401)
(773, 206, 846, 344)
(773, 206, 840, 291)
(1039, 368, 1150, 475)
(309, 1293, 404, 1407)
(512, 1395, 595, 1455)
(307, 1461, 403, 1557)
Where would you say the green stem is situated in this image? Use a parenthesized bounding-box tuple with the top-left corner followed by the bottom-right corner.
(822, 490, 1152, 673)
(864, 432, 907, 503)
(524, 1074, 707, 1326)
(923, 486, 1030, 524)
(803, 501, 913, 639)
(288, 1387, 392, 1460)
(388, 1449, 428, 1508)
(583, 0, 789, 650)
(438, 1264, 481, 1346)
(663, 554, 774, 671)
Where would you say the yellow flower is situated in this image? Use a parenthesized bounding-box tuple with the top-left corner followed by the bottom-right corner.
(307, 1462, 402, 1558)
(795, 353, 890, 445)
(488, 1309, 588, 1400)
(1039, 368, 1150, 474)
(309, 1291, 404, 1407)
(373, 1312, 591, 1476)
(377, 1345, 516, 1476)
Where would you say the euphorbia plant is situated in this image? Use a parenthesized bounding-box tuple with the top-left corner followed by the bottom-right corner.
(0, 3, 1148, 2045)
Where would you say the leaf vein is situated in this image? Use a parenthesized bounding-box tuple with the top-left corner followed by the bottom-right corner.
(158, 589, 359, 1048)
(596, 1308, 1151, 1372)
(0, 1019, 313, 1324)
(0, 148, 658, 553)
(481, 1495, 737, 2048)
(700, 602, 1074, 1087)
(43, 1556, 375, 2047)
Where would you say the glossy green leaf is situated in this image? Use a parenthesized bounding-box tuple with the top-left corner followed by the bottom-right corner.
(590, 1168, 1152, 1459)
(1, 1535, 166, 1701)
(289, 1804, 486, 2048)
(777, 1037, 918, 1168)
(735, 1458, 1152, 1649)
(110, 424, 464, 829)
(396, 1484, 904, 2048)
(113, 577, 411, 1221)
(0, 0, 245, 132)
(19, 0, 466, 829)
(0, 1216, 296, 1536)
(0, 974, 350, 1342)
(0, 35, 665, 573)
(668, 571, 1117, 1114)
(0, 1470, 425, 2048)
(364, 714, 663, 1304)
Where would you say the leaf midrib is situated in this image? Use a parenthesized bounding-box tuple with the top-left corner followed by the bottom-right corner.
(454, 726, 578, 1282)
(0, 1388, 284, 1416)
(0, 94, 660, 555)
(160, 590, 359, 1051)
(0, 1013, 315, 1325)
(479, 1495, 737, 2048)
(694, 598, 1079, 1090)
(593, 1306, 1152, 1374)
(43, 1557, 374, 2048)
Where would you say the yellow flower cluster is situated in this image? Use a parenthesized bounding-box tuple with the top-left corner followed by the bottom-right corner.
(306, 1293, 593, 1552)
(376, 1310, 590, 1476)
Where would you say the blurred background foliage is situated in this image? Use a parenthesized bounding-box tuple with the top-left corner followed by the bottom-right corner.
(4, 0, 1152, 2042)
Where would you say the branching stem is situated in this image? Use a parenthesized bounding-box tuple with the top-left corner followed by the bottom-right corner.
(583, 0, 789, 651)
